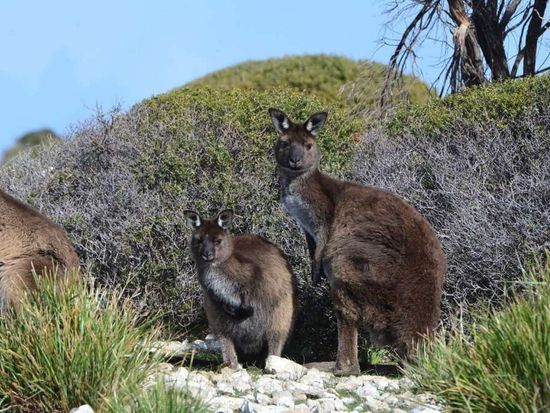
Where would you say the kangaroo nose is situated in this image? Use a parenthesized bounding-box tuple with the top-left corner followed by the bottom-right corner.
(202, 253, 214, 261)
(289, 157, 302, 168)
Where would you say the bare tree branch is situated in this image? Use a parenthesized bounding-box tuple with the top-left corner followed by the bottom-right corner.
(524, 0, 548, 74)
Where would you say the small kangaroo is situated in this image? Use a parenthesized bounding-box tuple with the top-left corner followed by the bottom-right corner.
(269, 108, 447, 375)
(0, 188, 80, 310)
(184, 209, 296, 369)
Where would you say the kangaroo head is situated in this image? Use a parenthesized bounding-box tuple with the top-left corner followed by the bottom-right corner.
(269, 108, 327, 174)
(184, 209, 234, 265)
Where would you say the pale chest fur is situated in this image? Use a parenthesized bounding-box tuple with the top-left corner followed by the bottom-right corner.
(201, 266, 241, 308)
(282, 180, 319, 241)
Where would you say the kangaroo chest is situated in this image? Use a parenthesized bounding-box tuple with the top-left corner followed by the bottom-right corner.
(200, 267, 240, 305)
(282, 182, 319, 241)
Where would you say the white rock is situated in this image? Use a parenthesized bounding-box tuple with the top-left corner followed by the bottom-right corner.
(183, 372, 216, 400)
(211, 396, 245, 412)
(264, 356, 306, 381)
(285, 381, 325, 398)
(149, 340, 191, 357)
(364, 395, 390, 412)
(192, 337, 222, 353)
(410, 406, 441, 413)
(299, 368, 332, 387)
(162, 367, 189, 387)
(271, 390, 294, 408)
(69, 406, 94, 413)
(371, 377, 391, 391)
(334, 376, 361, 392)
(356, 382, 380, 399)
(381, 392, 399, 406)
(255, 376, 283, 395)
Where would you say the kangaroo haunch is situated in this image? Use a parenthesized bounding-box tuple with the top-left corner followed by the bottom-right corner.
(184, 209, 296, 369)
(269, 108, 447, 375)
(0, 188, 80, 310)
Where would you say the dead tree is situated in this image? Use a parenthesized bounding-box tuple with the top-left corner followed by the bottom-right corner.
(382, 0, 550, 100)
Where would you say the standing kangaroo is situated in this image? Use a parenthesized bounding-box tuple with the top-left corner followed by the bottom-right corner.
(269, 108, 447, 375)
(0, 188, 80, 310)
(184, 209, 296, 369)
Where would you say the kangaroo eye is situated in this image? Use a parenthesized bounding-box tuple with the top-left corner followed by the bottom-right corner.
(305, 143, 313, 150)
(215, 239, 222, 245)
(280, 140, 289, 148)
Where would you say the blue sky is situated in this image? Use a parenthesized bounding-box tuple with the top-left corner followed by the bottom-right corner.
(0, 1, 442, 154)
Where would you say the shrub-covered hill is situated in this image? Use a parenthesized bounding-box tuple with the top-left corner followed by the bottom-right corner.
(0, 87, 361, 360)
(187, 55, 433, 111)
(2, 128, 60, 161)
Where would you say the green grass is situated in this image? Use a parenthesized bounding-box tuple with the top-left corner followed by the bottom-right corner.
(0, 271, 204, 413)
(406, 253, 550, 412)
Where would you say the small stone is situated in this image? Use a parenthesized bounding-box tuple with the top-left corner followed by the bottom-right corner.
(162, 367, 189, 387)
(210, 396, 245, 412)
(341, 396, 357, 405)
(272, 390, 294, 408)
(335, 376, 361, 392)
(364, 395, 390, 412)
(410, 408, 441, 413)
(149, 340, 191, 358)
(69, 406, 94, 413)
(264, 356, 307, 381)
(356, 382, 380, 398)
(192, 337, 222, 353)
(372, 377, 390, 391)
(255, 376, 283, 395)
(382, 393, 399, 406)
(292, 392, 307, 403)
(299, 368, 332, 387)
(285, 381, 325, 398)
(392, 409, 408, 413)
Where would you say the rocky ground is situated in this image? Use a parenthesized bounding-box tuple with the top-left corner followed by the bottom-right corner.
(146, 339, 443, 413)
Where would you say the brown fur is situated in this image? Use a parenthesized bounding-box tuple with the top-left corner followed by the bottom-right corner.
(269, 109, 447, 374)
(0, 188, 80, 310)
(184, 210, 296, 369)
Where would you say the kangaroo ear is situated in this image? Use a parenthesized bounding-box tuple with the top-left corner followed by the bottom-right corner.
(184, 210, 202, 228)
(304, 112, 328, 136)
(216, 209, 234, 230)
(268, 108, 291, 135)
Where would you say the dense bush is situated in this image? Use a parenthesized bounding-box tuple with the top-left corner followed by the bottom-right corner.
(352, 109, 550, 322)
(0, 87, 360, 360)
(406, 254, 550, 412)
(0, 273, 163, 412)
(188, 54, 433, 112)
(387, 74, 550, 136)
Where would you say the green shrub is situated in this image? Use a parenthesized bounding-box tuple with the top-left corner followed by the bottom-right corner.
(406, 253, 550, 412)
(2, 128, 60, 161)
(387, 74, 550, 136)
(188, 54, 433, 113)
(0, 87, 362, 360)
(0, 272, 162, 412)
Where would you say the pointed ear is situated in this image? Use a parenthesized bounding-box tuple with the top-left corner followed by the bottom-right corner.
(304, 112, 328, 136)
(268, 108, 292, 135)
(184, 210, 202, 228)
(216, 209, 234, 230)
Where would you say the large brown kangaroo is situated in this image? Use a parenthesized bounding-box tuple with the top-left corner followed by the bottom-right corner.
(0, 188, 80, 310)
(184, 209, 296, 369)
(269, 108, 447, 375)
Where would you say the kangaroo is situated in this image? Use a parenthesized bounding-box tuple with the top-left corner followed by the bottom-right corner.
(184, 209, 296, 369)
(269, 108, 447, 375)
(0, 188, 80, 310)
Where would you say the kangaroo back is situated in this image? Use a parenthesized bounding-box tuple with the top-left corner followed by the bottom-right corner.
(0, 189, 80, 309)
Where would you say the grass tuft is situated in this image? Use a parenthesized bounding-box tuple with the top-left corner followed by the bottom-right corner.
(0, 271, 170, 412)
(406, 252, 550, 412)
